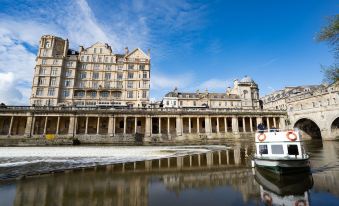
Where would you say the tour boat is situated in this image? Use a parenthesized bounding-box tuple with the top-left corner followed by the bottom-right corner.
(252, 129, 310, 174)
(253, 167, 313, 206)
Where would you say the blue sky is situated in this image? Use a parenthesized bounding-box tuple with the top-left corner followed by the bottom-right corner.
(0, 0, 337, 105)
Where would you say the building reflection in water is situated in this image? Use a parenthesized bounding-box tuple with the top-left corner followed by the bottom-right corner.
(253, 168, 313, 206)
(4, 141, 339, 206)
(10, 147, 261, 206)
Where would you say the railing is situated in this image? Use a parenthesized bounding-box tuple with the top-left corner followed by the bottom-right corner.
(0, 105, 287, 114)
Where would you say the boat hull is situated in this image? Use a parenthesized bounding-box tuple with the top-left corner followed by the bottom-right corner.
(253, 158, 310, 174)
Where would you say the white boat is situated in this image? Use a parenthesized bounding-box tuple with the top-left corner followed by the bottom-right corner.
(252, 129, 310, 174)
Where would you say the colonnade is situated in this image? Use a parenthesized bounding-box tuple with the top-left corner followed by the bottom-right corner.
(0, 113, 286, 140)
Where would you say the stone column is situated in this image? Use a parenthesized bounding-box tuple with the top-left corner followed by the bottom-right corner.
(123, 116, 127, 135)
(8, 116, 14, 136)
(250, 117, 253, 132)
(134, 117, 138, 134)
(167, 117, 170, 135)
(205, 116, 211, 135)
(279, 117, 286, 130)
(224, 117, 227, 133)
(232, 116, 239, 133)
(242, 117, 246, 132)
(188, 117, 191, 133)
(216, 117, 220, 133)
(267, 117, 270, 130)
(96, 117, 100, 135)
(108, 116, 114, 136)
(273, 117, 277, 128)
(24, 116, 33, 137)
(43, 116, 48, 134)
(158, 117, 161, 134)
(56, 116, 60, 135)
(145, 116, 151, 137)
(85, 116, 89, 135)
(197, 117, 200, 133)
(68, 116, 76, 136)
(176, 116, 182, 136)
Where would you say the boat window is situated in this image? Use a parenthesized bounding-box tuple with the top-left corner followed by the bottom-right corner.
(271, 145, 284, 154)
(259, 145, 268, 155)
(288, 145, 299, 155)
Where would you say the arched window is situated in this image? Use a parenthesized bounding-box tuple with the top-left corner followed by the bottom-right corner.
(45, 41, 51, 48)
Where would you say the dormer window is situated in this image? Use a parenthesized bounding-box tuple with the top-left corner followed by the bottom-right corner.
(45, 41, 51, 48)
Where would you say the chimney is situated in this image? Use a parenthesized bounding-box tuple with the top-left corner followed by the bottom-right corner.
(125, 47, 129, 55)
(79, 46, 84, 52)
(147, 48, 151, 57)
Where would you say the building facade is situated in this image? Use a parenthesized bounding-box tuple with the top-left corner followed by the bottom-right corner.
(163, 76, 260, 109)
(30, 35, 151, 108)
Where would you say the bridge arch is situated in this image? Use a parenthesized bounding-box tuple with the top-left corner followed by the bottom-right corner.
(330, 117, 339, 139)
(293, 118, 322, 139)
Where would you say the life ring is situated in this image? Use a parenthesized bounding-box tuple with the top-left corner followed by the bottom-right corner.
(295, 199, 307, 206)
(262, 192, 272, 205)
(257, 133, 266, 142)
(286, 131, 297, 141)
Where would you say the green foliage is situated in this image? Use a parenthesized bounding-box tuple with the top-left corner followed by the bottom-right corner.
(317, 15, 339, 84)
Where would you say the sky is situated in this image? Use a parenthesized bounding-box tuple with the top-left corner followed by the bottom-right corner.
(0, 0, 337, 105)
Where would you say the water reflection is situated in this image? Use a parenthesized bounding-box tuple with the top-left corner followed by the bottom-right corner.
(0, 141, 339, 206)
(254, 168, 313, 206)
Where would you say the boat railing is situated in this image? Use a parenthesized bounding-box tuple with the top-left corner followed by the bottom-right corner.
(256, 128, 297, 133)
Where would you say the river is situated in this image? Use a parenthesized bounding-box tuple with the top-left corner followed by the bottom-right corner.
(0, 140, 338, 206)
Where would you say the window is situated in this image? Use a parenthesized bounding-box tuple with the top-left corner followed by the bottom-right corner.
(105, 73, 111, 80)
(79, 82, 85, 88)
(128, 72, 134, 79)
(117, 73, 123, 80)
(38, 77, 46, 85)
(94, 48, 96, 53)
(142, 91, 147, 98)
(271, 145, 284, 154)
(51, 68, 58, 76)
(48, 88, 55, 96)
(80, 72, 87, 79)
(93, 56, 96, 62)
(143, 81, 148, 88)
(39, 68, 46, 75)
(180, 101, 183, 106)
(91, 91, 97, 97)
(53, 60, 58, 65)
(81, 56, 84, 61)
(101, 92, 109, 97)
(36, 88, 43, 96)
(66, 61, 73, 67)
(104, 82, 110, 88)
(77, 91, 85, 97)
(139, 65, 145, 70)
(81, 64, 87, 69)
(65, 69, 72, 77)
(99, 48, 102, 53)
(117, 65, 123, 70)
(117, 81, 123, 88)
(259, 145, 268, 155)
(105, 65, 111, 70)
(143, 71, 147, 78)
(105, 57, 108, 62)
(166, 101, 169, 105)
(287, 145, 299, 155)
(64, 80, 71, 87)
(93, 72, 99, 79)
(128, 64, 134, 70)
(50, 77, 57, 86)
(193, 101, 196, 106)
(174, 101, 176, 106)
(94, 64, 100, 70)
(63, 89, 70, 97)
(42, 59, 47, 65)
(45, 41, 50, 48)
(42, 50, 47, 57)
(127, 81, 133, 88)
(86, 56, 89, 61)
(93, 82, 98, 88)
(98, 57, 102, 62)
(112, 92, 121, 98)
(127, 91, 133, 98)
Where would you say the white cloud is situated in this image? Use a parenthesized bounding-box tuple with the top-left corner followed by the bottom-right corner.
(0, 72, 24, 105)
(151, 72, 194, 91)
(196, 79, 231, 92)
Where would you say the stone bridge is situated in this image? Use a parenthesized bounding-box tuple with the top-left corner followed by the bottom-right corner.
(287, 96, 339, 140)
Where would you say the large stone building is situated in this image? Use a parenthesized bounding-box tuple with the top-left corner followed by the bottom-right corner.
(261, 83, 339, 140)
(163, 76, 260, 109)
(30, 35, 151, 108)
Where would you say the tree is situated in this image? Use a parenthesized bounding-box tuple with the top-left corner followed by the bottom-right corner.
(317, 15, 339, 84)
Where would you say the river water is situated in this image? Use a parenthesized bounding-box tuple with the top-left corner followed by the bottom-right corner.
(0, 140, 338, 206)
